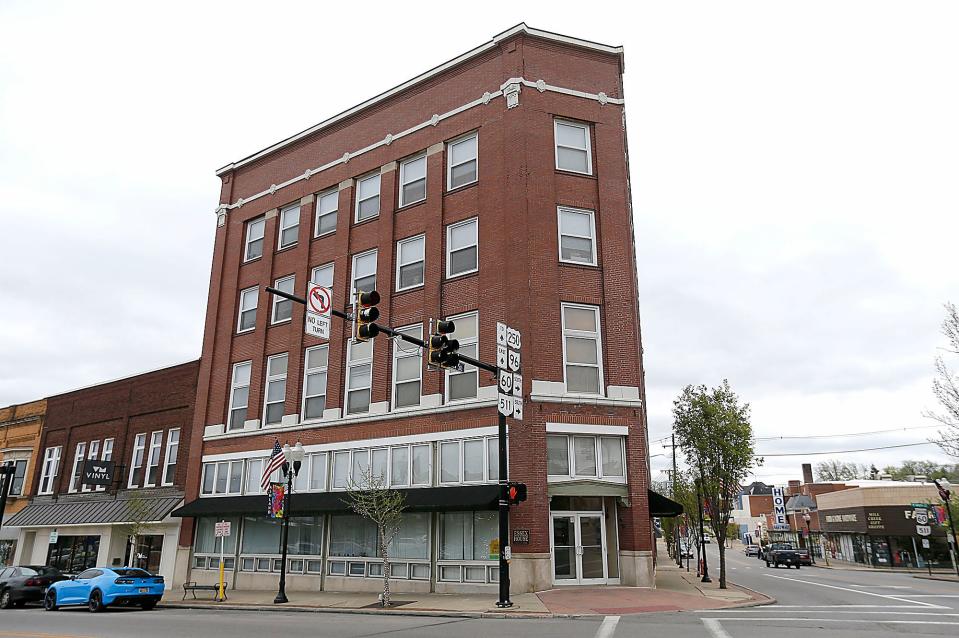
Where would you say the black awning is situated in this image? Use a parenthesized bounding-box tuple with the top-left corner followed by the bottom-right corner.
(648, 489, 684, 517)
(172, 485, 500, 518)
(5, 496, 184, 528)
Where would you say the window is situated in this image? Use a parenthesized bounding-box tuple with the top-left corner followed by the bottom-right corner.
(302, 345, 329, 420)
(145, 431, 163, 486)
(546, 434, 625, 480)
(447, 133, 477, 189)
(81, 440, 100, 492)
(67, 442, 86, 493)
(314, 189, 338, 237)
(245, 458, 280, 494)
(554, 119, 592, 174)
(237, 287, 258, 332)
(97, 438, 113, 492)
(600, 437, 625, 476)
(271, 275, 294, 324)
(128, 434, 146, 487)
(558, 207, 597, 265)
(446, 311, 478, 401)
(395, 235, 425, 291)
(332, 451, 350, 489)
(439, 438, 493, 484)
(573, 436, 596, 476)
(244, 217, 265, 261)
(310, 263, 334, 289)
(263, 353, 289, 426)
(439, 511, 497, 560)
(562, 304, 603, 394)
(329, 513, 427, 559)
(228, 361, 252, 430)
(38, 446, 61, 495)
(355, 173, 380, 222)
(278, 203, 300, 249)
(547, 435, 569, 475)
(330, 514, 377, 557)
(195, 517, 238, 554)
(351, 251, 377, 294)
(389, 444, 430, 487)
(9, 459, 27, 496)
(308, 452, 328, 491)
(399, 154, 426, 206)
(200, 461, 244, 495)
(345, 339, 373, 415)
(392, 325, 422, 408)
(162, 429, 179, 486)
(446, 218, 478, 278)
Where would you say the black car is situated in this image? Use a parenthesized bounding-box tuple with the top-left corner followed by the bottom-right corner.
(0, 566, 67, 608)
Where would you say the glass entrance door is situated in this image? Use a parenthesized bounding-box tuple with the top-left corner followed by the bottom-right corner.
(551, 512, 607, 584)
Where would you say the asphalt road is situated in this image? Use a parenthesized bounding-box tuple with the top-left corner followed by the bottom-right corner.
(1, 547, 957, 638)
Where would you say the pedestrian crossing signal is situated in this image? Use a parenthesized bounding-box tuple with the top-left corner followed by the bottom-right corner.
(507, 482, 527, 505)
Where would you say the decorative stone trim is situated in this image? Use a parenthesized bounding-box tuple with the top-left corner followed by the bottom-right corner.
(264, 208, 278, 219)
(299, 195, 314, 206)
(380, 161, 397, 174)
(338, 179, 353, 191)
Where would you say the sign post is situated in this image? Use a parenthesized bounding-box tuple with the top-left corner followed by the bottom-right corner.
(495, 322, 523, 609)
(304, 282, 332, 339)
(214, 520, 231, 602)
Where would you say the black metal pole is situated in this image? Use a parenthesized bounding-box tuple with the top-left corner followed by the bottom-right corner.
(696, 478, 710, 583)
(495, 409, 512, 608)
(671, 435, 681, 566)
(944, 499, 959, 578)
(274, 465, 292, 604)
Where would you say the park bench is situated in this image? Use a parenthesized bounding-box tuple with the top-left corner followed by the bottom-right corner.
(181, 581, 228, 600)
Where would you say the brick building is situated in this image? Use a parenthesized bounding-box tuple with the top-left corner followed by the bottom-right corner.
(0, 400, 46, 564)
(7, 361, 199, 588)
(175, 24, 664, 594)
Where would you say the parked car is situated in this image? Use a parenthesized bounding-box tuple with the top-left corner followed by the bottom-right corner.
(765, 542, 802, 569)
(796, 547, 813, 566)
(0, 566, 67, 608)
(702, 534, 711, 544)
(679, 542, 694, 559)
(44, 567, 164, 612)
(744, 544, 761, 557)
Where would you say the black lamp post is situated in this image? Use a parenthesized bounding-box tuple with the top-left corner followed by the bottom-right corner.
(274, 442, 305, 604)
(934, 479, 959, 578)
(695, 477, 711, 583)
(803, 512, 816, 565)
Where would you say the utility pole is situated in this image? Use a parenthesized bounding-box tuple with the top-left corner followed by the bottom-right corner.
(670, 435, 680, 566)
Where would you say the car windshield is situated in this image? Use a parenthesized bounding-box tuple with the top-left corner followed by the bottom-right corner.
(771, 543, 795, 550)
(26, 566, 59, 575)
(19, 567, 39, 576)
(112, 568, 152, 577)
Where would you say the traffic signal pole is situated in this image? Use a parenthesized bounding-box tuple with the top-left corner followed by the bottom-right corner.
(266, 286, 513, 605)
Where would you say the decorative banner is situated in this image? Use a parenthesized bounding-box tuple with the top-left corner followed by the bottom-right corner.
(268, 482, 285, 519)
(772, 487, 789, 531)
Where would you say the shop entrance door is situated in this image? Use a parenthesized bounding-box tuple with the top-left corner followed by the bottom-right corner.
(125, 535, 164, 573)
(551, 512, 607, 585)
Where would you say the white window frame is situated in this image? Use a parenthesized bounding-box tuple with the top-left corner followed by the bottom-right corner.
(314, 189, 338, 237)
(446, 132, 478, 190)
(38, 446, 62, 495)
(237, 286, 258, 333)
(144, 430, 163, 487)
(301, 345, 329, 421)
(399, 153, 427, 207)
(278, 202, 300, 249)
(351, 250, 377, 296)
(395, 234, 426, 292)
(354, 173, 381, 222)
(271, 275, 295, 324)
(446, 218, 478, 279)
(227, 361, 252, 431)
(162, 428, 179, 486)
(310, 262, 334, 289)
(554, 119, 592, 175)
(345, 339, 373, 415)
(128, 433, 146, 488)
(392, 324, 423, 409)
(329, 443, 432, 491)
(560, 303, 605, 396)
(557, 206, 598, 266)
(201, 460, 245, 496)
(445, 311, 479, 403)
(97, 438, 113, 492)
(546, 434, 626, 483)
(68, 442, 86, 493)
(244, 217, 266, 262)
(81, 440, 100, 492)
(438, 437, 496, 485)
(262, 353, 289, 427)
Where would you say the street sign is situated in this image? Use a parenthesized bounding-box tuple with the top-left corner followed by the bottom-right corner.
(497, 322, 507, 346)
(507, 349, 521, 372)
(49, 530, 58, 544)
(504, 545, 512, 561)
(497, 323, 523, 419)
(499, 369, 513, 394)
(506, 327, 521, 349)
(512, 373, 522, 395)
(916, 524, 931, 537)
(305, 283, 332, 339)
(513, 396, 523, 420)
(922, 538, 930, 549)
(215, 521, 232, 538)
(496, 344, 508, 368)
(914, 510, 929, 525)
(498, 393, 514, 417)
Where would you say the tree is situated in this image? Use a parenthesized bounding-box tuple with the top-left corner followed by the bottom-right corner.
(815, 460, 868, 482)
(928, 302, 959, 458)
(345, 467, 406, 607)
(882, 460, 959, 482)
(673, 380, 760, 589)
(119, 494, 155, 569)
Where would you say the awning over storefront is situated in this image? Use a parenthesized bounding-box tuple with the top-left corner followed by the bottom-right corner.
(5, 496, 184, 528)
(172, 485, 500, 518)
(648, 490, 684, 517)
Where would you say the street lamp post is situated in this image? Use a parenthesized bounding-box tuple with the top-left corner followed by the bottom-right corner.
(803, 512, 815, 565)
(274, 442, 306, 604)
(934, 479, 959, 579)
(695, 477, 711, 583)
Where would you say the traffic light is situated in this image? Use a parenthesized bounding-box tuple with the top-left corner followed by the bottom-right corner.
(506, 482, 527, 505)
(428, 320, 460, 369)
(354, 290, 380, 342)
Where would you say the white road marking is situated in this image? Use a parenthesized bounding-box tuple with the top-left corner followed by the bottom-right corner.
(729, 604, 928, 609)
(763, 573, 946, 608)
(704, 617, 959, 626)
(850, 584, 912, 589)
(594, 615, 620, 638)
(708, 610, 959, 616)
(896, 594, 959, 598)
(702, 618, 733, 638)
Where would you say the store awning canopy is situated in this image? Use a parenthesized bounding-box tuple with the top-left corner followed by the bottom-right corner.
(5, 496, 183, 528)
(648, 490, 684, 517)
(172, 485, 500, 518)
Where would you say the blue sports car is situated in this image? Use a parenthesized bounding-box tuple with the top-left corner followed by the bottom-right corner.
(44, 567, 164, 612)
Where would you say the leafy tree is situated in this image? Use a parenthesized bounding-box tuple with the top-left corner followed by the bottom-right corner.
(673, 380, 760, 589)
(882, 460, 959, 481)
(927, 302, 959, 458)
(815, 460, 868, 481)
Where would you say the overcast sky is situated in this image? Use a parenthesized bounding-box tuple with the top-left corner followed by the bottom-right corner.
(1, 1, 956, 485)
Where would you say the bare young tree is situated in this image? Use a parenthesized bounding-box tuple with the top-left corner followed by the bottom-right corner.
(345, 467, 406, 607)
(814, 460, 868, 482)
(927, 302, 959, 458)
(119, 494, 154, 569)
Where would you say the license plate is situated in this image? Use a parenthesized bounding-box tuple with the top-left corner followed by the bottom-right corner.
(138, 587, 149, 593)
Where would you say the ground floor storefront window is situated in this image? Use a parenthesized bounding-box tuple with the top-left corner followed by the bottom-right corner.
(47, 535, 99, 573)
(824, 533, 951, 569)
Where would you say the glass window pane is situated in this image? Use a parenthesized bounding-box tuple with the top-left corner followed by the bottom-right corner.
(333, 452, 349, 488)
(412, 445, 430, 484)
(448, 371, 478, 400)
(395, 356, 420, 382)
(557, 147, 589, 173)
(307, 346, 329, 369)
(358, 174, 380, 199)
(472, 512, 497, 560)
(388, 513, 429, 559)
(288, 516, 324, 555)
(573, 437, 597, 476)
(400, 236, 425, 262)
(234, 362, 251, 386)
(229, 462, 243, 493)
(395, 381, 421, 408)
(349, 338, 373, 361)
(306, 371, 327, 396)
(348, 389, 370, 414)
(601, 438, 625, 476)
(449, 221, 476, 250)
(566, 337, 598, 364)
(450, 247, 477, 275)
(355, 252, 376, 277)
(564, 306, 597, 332)
(450, 136, 476, 165)
(566, 365, 600, 394)
(266, 379, 286, 402)
(440, 442, 459, 483)
(391, 447, 409, 486)
(358, 196, 379, 219)
(487, 438, 498, 480)
(556, 122, 587, 148)
(463, 440, 484, 482)
(351, 450, 369, 486)
(318, 191, 338, 214)
(330, 514, 377, 557)
(403, 180, 425, 204)
(450, 314, 477, 340)
(403, 156, 426, 181)
(560, 210, 592, 236)
(547, 435, 570, 475)
(450, 161, 476, 188)
(399, 263, 424, 289)
(317, 210, 337, 234)
(561, 236, 594, 263)
(309, 453, 327, 491)
(371, 448, 388, 483)
(281, 227, 298, 246)
(353, 274, 376, 292)
(269, 354, 288, 376)
(305, 396, 326, 419)
(440, 512, 467, 560)
(215, 462, 228, 493)
(241, 516, 282, 554)
(349, 363, 372, 389)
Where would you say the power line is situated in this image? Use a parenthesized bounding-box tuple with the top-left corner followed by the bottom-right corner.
(756, 441, 938, 457)
(651, 423, 939, 447)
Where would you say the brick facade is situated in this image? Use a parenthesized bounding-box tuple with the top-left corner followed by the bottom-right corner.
(1, 400, 46, 521)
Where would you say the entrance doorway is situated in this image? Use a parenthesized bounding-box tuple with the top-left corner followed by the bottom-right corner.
(125, 535, 164, 573)
(551, 512, 607, 584)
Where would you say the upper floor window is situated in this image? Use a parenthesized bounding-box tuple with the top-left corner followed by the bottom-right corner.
(396, 235, 425, 291)
(201, 460, 243, 496)
(311, 263, 334, 289)
(399, 154, 427, 207)
(82, 440, 100, 492)
(315, 190, 338, 237)
(244, 217, 265, 262)
(355, 173, 380, 222)
(69, 442, 86, 493)
(302, 345, 329, 420)
(446, 218, 478, 278)
(392, 324, 423, 409)
(351, 250, 377, 295)
(162, 428, 179, 486)
(237, 287, 258, 333)
(554, 120, 592, 174)
(447, 133, 477, 190)
(145, 431, 163, 487)
(561, 304, 603, 394)
(439, 437, 498, 484)
(271, 275, 294, 324)
(9, 459, 27, 496)
(263, 353, 289, 426)
(98, 438, 113, 492)
(228, 361, 252, 431)
(128, 433, 146, 488)
(547, 435, 624, 480)
(38, 446, 61, 495)
(345, 339, 373, 415)
(446, 311, 478, 402)
(278, 203, 300, 249)
(558, 207, 597, 266)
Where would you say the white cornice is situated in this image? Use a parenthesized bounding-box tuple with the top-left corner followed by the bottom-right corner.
(215, 23, 623, 177)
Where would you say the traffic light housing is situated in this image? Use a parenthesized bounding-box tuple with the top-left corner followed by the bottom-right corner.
(428, 320, 460, 369)
(354, 290, 380, 342)
(506, 482, 527, 505)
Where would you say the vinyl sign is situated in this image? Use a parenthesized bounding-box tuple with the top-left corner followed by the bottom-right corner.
(772, 487, 789, 531)
(82, 459, 116, 486)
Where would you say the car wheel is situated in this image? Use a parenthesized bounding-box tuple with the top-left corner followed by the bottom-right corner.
(44, 591, 58, 611)
(88, 590, 105, 613)
(140, 600, 156, 611)
(0, 589, 13, 609)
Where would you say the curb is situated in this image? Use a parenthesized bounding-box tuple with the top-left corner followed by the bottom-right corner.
(912, 575, 959, 583)
(159, 602, 553, 620)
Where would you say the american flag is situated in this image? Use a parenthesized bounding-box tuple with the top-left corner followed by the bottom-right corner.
(261, 439, 285, 490)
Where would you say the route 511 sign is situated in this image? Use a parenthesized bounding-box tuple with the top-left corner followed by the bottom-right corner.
(497, 322, 522, 420)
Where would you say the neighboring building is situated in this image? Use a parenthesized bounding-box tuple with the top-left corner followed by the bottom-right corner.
(7, 361, 199, 588)
(730, 481, 773, 544)
(764, 466, 850, 555)
(175, 23, 662, 594)
(0, 400, 46, 565)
